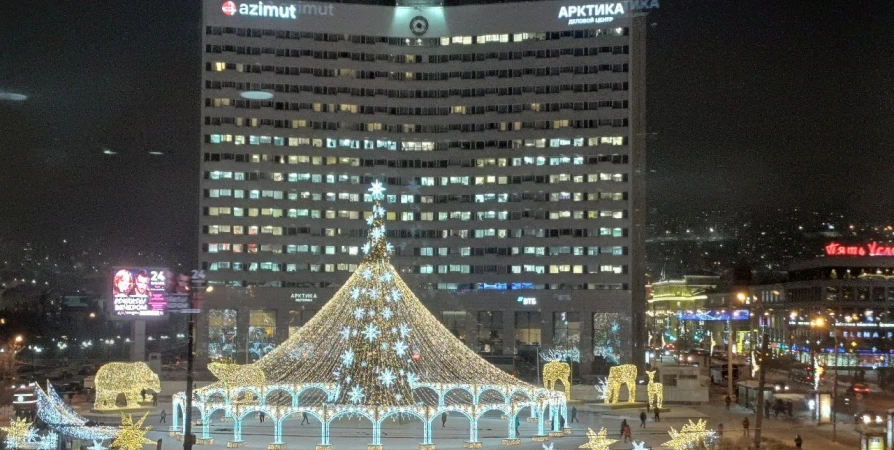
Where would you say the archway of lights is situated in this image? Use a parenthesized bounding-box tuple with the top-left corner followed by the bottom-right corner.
(173, 182, 568, 450)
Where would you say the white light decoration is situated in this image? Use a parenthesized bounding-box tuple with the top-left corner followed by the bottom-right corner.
(171, 182, 566, 448)
(630, 441, 648, 450)
(663, 419, 716, 450)
(34, 383, 119, 442)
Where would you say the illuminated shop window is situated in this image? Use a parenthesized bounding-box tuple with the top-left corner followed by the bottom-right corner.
(247, 310, 276, 362)
(208, 309, 238, 361)
(553, 312, 581, 349)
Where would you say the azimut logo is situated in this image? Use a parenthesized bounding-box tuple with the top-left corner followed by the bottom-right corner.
(220, 1, 334, 19)
(221, 1, 237, 15)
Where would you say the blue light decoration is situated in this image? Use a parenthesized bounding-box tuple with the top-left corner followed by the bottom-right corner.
(33, 383, 119, 444)
(676, 309, 751, 321)
(170, 182, 567, 448)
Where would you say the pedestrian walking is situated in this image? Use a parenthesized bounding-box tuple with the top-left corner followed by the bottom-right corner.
(639, 410, 647, 428)
(653, 408, 660, 422)
(717, 423, 723, 439)
(153, 393, 158, 407)
(559, 415, 565, 430)
(725, 395, 731, 410)
(515, 416, 520, 437)
(794, 434, 802, 448)
(622, 424, 631, 443)
(441, 412, 448, 427)
(570, 406, 578, 423)
(259, 412, 265, 423)
(620, 419, 627, 438)
(160, 410, 167, 424)
(141, 389, 147, 402)
(742, 417, 750, 437)
(300, 412, 309, 425)
(786, 400, 794, 417)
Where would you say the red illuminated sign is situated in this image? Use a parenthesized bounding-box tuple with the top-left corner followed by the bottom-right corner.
(221, 1, 237, 16)
(825, 242, 894, 257)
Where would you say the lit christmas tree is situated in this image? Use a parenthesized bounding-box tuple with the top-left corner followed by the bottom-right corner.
(255, 181, 525, 402)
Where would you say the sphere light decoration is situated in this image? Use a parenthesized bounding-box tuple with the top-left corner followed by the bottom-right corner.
(171, 182, 567, 448)
(94, 362, 160, 410)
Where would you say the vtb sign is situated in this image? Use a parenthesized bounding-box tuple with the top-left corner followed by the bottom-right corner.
(221, 1, 334, 19)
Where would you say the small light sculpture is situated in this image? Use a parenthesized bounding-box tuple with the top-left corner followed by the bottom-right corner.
(110, 413, 154, 450)
(663, 419, 715, 450)
(645, 370, 663, 410)
(605, 364, 637, 404)
(578, 427, 617, 450)
(94, 362, 160, 410)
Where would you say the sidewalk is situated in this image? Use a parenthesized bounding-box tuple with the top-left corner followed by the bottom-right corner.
(697, 401, 860, 449)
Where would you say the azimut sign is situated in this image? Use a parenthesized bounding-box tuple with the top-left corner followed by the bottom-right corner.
(221, 1, 334, 19)
(558, 0, 658, 25)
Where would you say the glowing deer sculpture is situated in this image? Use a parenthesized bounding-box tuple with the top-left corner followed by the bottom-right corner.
(540, 348, 578, 400)
(605, 364, 637, 404)
(646, 370, 664, 410)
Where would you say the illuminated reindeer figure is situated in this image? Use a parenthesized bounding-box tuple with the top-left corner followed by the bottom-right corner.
(540, 348, 578, 400)
(605, 364, 637, 404)
(646, 370, 664, 410)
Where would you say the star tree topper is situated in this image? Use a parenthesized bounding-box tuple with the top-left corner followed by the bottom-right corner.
(110, 413, 154, 450)
(579, 427, 617, 450)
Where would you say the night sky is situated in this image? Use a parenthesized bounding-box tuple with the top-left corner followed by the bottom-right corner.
(0, 1, 892, 262)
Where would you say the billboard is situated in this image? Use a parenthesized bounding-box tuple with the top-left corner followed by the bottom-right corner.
(112, 268, 191, 318)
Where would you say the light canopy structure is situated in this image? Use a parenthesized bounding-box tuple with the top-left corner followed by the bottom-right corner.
(34, 382, 120, 443)
(174, 182, 567, 449)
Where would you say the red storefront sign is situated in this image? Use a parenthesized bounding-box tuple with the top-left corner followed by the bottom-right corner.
(825, 242, 894, 257)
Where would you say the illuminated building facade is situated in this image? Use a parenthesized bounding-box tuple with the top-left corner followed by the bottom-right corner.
(198, 0, 651, 373)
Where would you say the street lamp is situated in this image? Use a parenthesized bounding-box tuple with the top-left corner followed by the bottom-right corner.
(811, 315, 838, 442)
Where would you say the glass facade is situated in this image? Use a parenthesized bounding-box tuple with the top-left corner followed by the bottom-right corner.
(247, 309, 277, 361)
(208, 309, 238, 360)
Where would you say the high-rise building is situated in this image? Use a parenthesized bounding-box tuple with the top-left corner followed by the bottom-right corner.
(199, 0, 651, 374)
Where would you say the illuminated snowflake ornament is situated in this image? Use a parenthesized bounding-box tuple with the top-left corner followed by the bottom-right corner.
(393, 340, 408, 357)
(398, 323, 412, 338)
(362, 323, 381, 342)
(354, 308, 366, 320)
(348, 385, 365, 404)
(341, 349, 355, 366)
(378, 368, 397, 387)
(630, 441, 648, 450)
(382, 307, 393, 320)
(368, 180, 386, 200)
